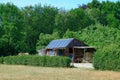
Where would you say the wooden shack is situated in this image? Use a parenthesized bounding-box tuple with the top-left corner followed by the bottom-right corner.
(45, 38, 95, 63)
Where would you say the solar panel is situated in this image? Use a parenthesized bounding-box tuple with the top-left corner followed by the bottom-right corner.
(46, 38, 74, 49)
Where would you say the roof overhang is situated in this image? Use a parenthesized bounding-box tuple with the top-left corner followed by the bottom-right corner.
(46, 47, 66, 50)
(73, 46, 95, 49)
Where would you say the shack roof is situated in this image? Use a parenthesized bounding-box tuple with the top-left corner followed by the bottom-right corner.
(46, 38, 87, 49)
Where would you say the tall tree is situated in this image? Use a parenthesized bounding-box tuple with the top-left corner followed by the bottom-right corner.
(55, 10, 69, 37)
(55, 8, 94, 36)
(88, 0, 101, 8)
(22, 4, 58, 54)
(67, 8, 94, 30)
(0, 3, 24, 56)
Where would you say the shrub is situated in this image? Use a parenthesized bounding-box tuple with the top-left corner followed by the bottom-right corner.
(3, 55, 71, 67)
(93, 43, 120, 71)
(0, 57, 3, 64)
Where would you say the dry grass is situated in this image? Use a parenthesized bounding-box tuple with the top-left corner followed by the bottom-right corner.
(0, 64, 120, 80)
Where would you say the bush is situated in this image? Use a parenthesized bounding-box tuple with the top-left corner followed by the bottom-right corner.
(0, 57, 3, 64)
(3, 55, 71, 67)
(93, 43, 120, 71)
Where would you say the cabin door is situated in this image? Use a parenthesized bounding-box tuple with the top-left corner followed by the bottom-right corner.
(74, 48, 84, 63)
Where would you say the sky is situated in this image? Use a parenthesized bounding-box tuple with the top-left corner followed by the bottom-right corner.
(0, 0, 119, 10)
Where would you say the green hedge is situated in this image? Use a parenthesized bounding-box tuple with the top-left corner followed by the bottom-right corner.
(93, 44, 120, 71)
(3, 55, 71, 67)
(0, 57, 3, 64)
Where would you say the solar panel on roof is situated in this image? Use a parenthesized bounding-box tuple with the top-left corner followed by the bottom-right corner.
(46, 38, 74, 49)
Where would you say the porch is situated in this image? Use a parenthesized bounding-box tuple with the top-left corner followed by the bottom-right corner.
(46, 46, 95, 63)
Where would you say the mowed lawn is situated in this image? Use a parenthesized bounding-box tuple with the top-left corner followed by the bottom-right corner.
(0, 65, 120, 80)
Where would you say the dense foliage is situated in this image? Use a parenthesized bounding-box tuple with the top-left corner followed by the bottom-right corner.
(0, 0, 120, 58)
(93, 44, 120, 71)
(2, 55, 71, 67)
(0, 57, 3, 63)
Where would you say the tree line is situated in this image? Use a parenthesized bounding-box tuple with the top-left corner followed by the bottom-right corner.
(0, 0, 120, 56)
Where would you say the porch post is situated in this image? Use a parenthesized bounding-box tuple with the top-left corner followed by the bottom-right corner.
(83, 48, 86, 61)
(72, 47, 75, 63)
(45, 49, 47, 55)
(54, 49, 57, 56)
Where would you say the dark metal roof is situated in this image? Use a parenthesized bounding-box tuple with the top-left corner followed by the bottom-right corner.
(46, 38, 74, 49)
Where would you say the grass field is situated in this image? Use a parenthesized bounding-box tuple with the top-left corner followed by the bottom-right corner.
(0, 64, 120, 80)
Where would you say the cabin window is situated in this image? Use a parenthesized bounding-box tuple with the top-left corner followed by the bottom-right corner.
(47, 50, 55, 56)
(58, 49, 64, 56)
(69, 48, 73, 53)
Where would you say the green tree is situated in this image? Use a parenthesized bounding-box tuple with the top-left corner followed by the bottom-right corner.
(88, 0, 101, 8)
(63, 29, 78, 39)
(55, 10, 68, 37)
(36, 31, 59, 50)
(22, 4, 58, 54)
(107, 14, 119, 28)
(0, 3, 24, 56)
(79, 23, 120, 48)
(85, 8, 100, 22)
(55, 8, 94, 37)
(67, 8, 93, 30)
